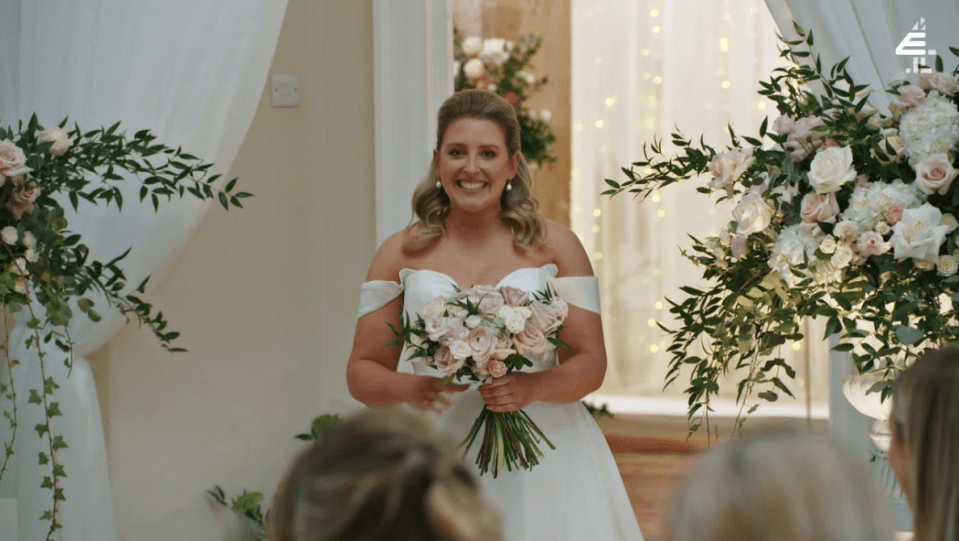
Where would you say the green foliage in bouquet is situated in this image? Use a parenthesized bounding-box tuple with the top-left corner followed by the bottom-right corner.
(0, 114, 249, 539)
(453, 29, 558, 168)
(604, 24, 959, 437)
(208, 414, 341, 540)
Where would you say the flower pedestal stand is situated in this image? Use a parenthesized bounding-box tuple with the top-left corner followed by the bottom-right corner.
(841, 371, 913, 532)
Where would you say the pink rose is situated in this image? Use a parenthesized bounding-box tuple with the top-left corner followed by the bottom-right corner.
(858, 231, 892, 258)
(468, 326, 496, 365)
(784, 116, 827, 162)
(499, 286, 529, 307)
(918, 72, 959, 96)
(527, 302, 561, 336)
(513, 325, 551, 358)
(886, 205, 905, 225)
(915, 154, 957, 195)
(854, 175, 872, 189)
(442, 322, 469, 345)
(433, 345, 464, 376)
(896, 84, 927, 107)
(6, 184, 39, 220)
(0, 140, 32, 180)
(800, 193, 840, 223)
(487, 360, 507, 378)
(551, 298, 568, 324)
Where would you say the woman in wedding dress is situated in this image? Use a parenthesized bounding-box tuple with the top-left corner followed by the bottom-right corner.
(346, 89, 643, 541)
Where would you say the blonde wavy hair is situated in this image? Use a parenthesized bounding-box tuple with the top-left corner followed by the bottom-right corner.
(666, 427, 895, 541)
(267, 407, 502, 541)
(405, 89, 545, 252)
(891, 346, 959, 541)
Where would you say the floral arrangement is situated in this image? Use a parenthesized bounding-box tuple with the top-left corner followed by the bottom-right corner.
(604, 25, 959, 436)
(453, 29, 558, 168)
(0, 114, 248, 539)
(393, 283, 568, 477)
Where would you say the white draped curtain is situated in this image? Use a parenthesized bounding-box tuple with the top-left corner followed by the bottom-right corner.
(572, 0, 829, 410)
(0, 1, 287, 539)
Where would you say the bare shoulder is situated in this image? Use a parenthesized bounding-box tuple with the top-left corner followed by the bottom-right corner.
(366, 229, 412, 282)
(543, 220, 594, 277)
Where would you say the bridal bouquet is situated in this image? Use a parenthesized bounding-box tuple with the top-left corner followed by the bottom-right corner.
(392, 284, 568, 477)
(604, 25, 959, 433)
(453, 29, 557, 168)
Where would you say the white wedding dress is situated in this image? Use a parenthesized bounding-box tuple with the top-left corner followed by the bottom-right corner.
(358, 264, 644, 541)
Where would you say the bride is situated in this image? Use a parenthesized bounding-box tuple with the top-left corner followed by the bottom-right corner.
(347, 89, 643, 541)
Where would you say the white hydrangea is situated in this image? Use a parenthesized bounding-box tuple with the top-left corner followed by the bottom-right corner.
(898, 95, 959, 166)
(769, 224, 820, 286)
(839, 179, 924, 233)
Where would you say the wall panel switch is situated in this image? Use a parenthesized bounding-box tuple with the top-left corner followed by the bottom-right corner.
(271, 73, 299, 107)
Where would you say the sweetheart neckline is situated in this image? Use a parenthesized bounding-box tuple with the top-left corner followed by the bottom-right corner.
(399, 263, 558, 289)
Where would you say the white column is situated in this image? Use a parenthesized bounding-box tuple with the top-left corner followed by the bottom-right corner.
(372, 0, 453, 247)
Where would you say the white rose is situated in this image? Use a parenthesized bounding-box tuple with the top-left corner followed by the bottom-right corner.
(517, 70, 536, 85)
(21, 231, 36, 249)
(875, 222, 892, 235)
(480, 38, 509, 66)
(464, 315, 483, 329)
(915, 259, 936, 271)
(449, 340, 473, 361)
(13, 276, 28, 294)
(1, 226, 17, 245)
(462, 36, 483, 56)
(819, 235, 837, 254)
(539, 109, 552, 123)
(889, 203, 949, 262)
(504, 312, 526, 334)
(488, 83, 497, 92)
(526, 110, 539, 122)
(732, 192, 773, 235)
(939, 255, 959, 276)
(833, 220, 860, 241)
(450, 306, 468, 320)
(876, 129, 906, 163)
(772, 115, 795, 135)
(831, 246, 854, 268)
(409, 333, 425, 347)
(38, 127, 71, 156)
(425, 316, 451, 341)
(915, 153, 957, 195)
(9, 257, 27, 276)
(943, 213, 959, 233)
(463, 58, 485, 80)
(24, 248, 38, 263)
(730, 234, 747, 259)
(0, 140, 32, 179)
(808, 146, 857, 193)
(422, 297, 446, 318)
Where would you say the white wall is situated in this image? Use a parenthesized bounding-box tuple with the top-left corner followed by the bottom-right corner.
(88, 1, 375, 538)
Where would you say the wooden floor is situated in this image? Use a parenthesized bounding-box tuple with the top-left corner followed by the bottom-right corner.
(606, 435, 701, 541)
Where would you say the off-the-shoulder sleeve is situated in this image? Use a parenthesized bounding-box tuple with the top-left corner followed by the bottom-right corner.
(357, 280, 404, 318)
(549, 275, 601, 315)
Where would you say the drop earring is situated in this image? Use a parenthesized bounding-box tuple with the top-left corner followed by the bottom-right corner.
(506, 182, 513, 191)
(436, 180, 442, 189)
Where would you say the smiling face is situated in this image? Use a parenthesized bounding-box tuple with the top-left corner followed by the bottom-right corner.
(434, 117, 520, 215)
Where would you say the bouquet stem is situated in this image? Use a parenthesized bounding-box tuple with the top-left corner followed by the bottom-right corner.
(462, 406, 556, 478)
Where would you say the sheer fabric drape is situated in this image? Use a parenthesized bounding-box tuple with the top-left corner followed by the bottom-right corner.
(571, 0, 829, 406)
(0, 1, 287, 539)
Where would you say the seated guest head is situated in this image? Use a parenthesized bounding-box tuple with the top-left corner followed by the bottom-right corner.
(665, 427, 895, 541)
(268, 407, 501, 541)
(269, 408, 502, 541)
(890, 346, 959, 541)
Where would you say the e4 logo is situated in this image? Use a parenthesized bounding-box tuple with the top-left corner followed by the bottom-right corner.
(897, 18, 935, 74)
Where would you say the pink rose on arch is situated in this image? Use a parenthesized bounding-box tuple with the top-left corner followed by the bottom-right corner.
(918, 72, 959, 96)
(915, 154, 957, 195)
(858, 231, 892, 258)
(800, 192, 840, 224)
(513, 324, 551, 358)
(6, 184, 39, 220)
(468, 326, 496, 365)
(0, 140, 32, 180)
(434, 345, 464, 376)
(886, 204, 905, 225)
(487, 360, 508, 378)
(500, 286, 529, 307)
(896, 84, 927, 107)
